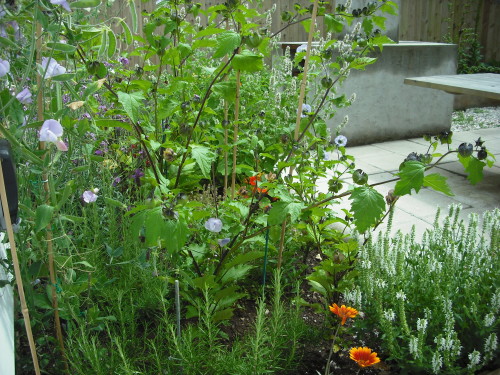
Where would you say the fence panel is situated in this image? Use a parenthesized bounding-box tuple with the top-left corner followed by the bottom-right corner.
(399, 0, 499, 62)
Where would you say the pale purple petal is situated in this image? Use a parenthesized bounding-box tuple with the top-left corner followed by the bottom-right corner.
(50, 0, 71, 12)
(55, 140, 68, 151)
(82, 190, 98, 203)
(334, 135, 348, 147)
(0, 59, 10, 77)
(41, 57, 66, 78)
(217, 238, 230, 247)
(16, 88, 32, 104)
(204, 218, 223, 233)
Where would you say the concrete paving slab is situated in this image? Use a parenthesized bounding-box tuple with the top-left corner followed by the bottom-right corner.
(342, 127, 500, 236)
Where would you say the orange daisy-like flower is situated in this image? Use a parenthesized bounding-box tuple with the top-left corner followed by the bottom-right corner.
(329, 303, 358, 325)
(248, 174, 261, 186)
(349, 347, 380, 367)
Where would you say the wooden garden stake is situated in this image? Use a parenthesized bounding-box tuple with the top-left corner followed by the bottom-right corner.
(278, 0, 320, 269)
(231, 59, 241, 199)
(223, 20, 230, 199)
(36, 20, 69, 372)
(175, 280, 181, 339)
(0, 162, 41, 375)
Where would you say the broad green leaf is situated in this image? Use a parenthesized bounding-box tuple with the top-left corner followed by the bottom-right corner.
(195, 27, 225, 38)
(381, 1, 398, 16)
(117, 91, 145, 123)
(301, 19, 312, 33)
(94, 119, 132, 132)
(71, 0, 100, 8)
(46, 42, 76, 53)
(119, 19, 133, 44)
(372, 16, 386, 30)
(212, 81, 237, 102)
(362, 17, 373, 35)
(231, 50, 263, 72)
(394, 161, 425, 196)
(190, 144, 216, 178)
(268, 201, 305, 225)
(423, 174, 453, 196)
(458, 155, 486, 185)
(220, 265, 253, 283)
(324, 14, 343, 33)
(349, 186, 385, 233)
(224, 251, 264, 270)
(35, 205, 54, 233)
(144, 208, 166, 247)
(213, 31, 241, 58)
(349, 57, 377, 70)
(164, 219, 189, 253)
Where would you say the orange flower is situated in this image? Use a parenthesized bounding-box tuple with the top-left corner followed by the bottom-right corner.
(329, 303, 358, 325)
(349, 347, 380, 367)
(248, 174, 261, 186)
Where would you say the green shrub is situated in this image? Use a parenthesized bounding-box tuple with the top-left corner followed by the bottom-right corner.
(350, 205, 499, 374)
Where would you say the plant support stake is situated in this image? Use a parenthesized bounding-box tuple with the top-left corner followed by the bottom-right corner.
(175, 280, 181, 339)
(0, 161, 41, 375)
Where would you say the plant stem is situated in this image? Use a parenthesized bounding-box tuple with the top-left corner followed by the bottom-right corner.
(174, 50, 238, 189)
(324, 323, 341, 375)
(36, 18, 69, 373)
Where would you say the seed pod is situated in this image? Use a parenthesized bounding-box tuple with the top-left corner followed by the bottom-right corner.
(352, 169, 368, 185)
(458, 143, 473, 157)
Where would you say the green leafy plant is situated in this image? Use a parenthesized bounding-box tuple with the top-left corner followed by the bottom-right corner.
(351, 205, 500, 374)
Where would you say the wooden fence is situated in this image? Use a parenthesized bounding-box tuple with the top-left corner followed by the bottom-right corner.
(399, 0, 500, 62)
(101, 0, 499, 63)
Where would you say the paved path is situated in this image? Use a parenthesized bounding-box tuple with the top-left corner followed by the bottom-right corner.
(321, 127, 500, 239)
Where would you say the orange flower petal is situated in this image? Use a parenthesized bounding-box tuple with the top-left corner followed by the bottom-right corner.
(349, 347, 381, 367)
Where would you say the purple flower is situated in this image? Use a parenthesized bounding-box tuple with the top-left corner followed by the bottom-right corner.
(300, 103, 312, 118)
(82, 189, 98, 204)
(204, 218, 223, 233)
(112, 176, 121, 186)
(0, 21, 21, 40)
(217, 238, 230, 247)
(334, 135, 348, 147)
(41, 57, 66, 78)
(39, 119, 68, 151)
(0, 59, 9, 77)
(119, 57, 129, 66)
(15, 88, 32, 104)
(94, 149, 104, 156)
(130, 169, 144, 184)
(50, 0, 71, 12)
(62, 93, 71, 103)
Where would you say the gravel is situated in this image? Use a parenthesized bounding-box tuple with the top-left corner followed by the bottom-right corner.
(451, 106, 500, 132)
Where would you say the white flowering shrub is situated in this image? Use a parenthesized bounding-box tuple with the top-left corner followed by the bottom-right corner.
(352, 205, 500, 374)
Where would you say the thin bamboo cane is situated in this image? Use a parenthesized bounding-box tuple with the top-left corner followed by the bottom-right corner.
(36, 20, 69, 372)
(230, 64, 241, 200)
(0, 162, 41, 375)
(223, 20, 230, 199)
(277, 0, 319, 270)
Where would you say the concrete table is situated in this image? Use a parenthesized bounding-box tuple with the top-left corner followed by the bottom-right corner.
(404, 73, 500, 100)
